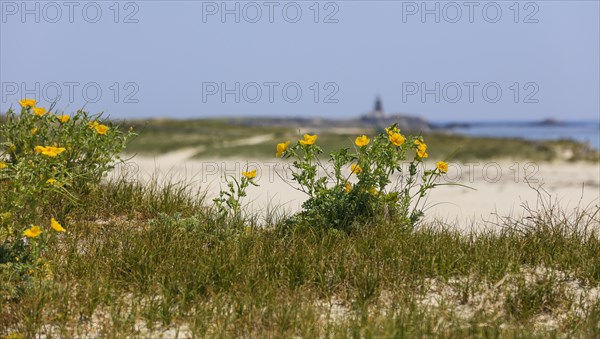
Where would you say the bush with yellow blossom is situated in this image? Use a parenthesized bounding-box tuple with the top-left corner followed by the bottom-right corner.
(275, 124, 449, 230)
(0, 100, 135, 272)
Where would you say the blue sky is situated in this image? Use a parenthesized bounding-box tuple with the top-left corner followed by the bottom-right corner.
(1, 1, 599, 122)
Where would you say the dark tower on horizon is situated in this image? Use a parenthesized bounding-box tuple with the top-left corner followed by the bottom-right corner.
(374, 96, 383, 113)
(365, 96, 385, 119)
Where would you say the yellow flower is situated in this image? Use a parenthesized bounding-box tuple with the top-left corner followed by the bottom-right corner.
(436, 161, 449, 173)
(299, 134, 318, 145)
(0, 162, 7, 169)
(23, 225, 42, 238)
(88, 121, 99, 128)
(385, 126, 400, 136)
(35, 146, 66, 157)
(242, 169, 257, 179)
(344, 182, 352, 193)
(49, 146, 66, 156)
(58, 115, 70, 123)
(50, 218, 66, 232)
(355, 135, 370, 147)
(19, 98, 36, 108)
(33, 107, 47, 116)
(369, 187, 379, 196)
(276, 141, 290, 157)
(389, 133, 405, 146)
(351, 164, 362, 174)
(48, 147, 66, 157)
(30, 128, 38, 135)
(95, 124, 109, 135)
(46, 178, 57, 185)
(415, 140, 428, 158)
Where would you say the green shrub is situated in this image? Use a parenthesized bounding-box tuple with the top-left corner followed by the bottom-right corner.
(0, 99, 134, 272)
(275, 124, 450, 230)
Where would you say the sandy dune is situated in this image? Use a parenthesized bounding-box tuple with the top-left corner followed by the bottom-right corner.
(115, 153, 600, 229)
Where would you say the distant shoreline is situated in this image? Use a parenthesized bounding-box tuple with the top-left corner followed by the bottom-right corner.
(434, 120, 599, 150)
(433, 119, 599, 129)
(122, 115, 600, 150)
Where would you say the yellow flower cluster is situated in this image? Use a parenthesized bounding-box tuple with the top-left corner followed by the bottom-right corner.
(35, 145, 66, 157)
(385, 126, 399, 136)
(89, 121, 109, 135)
(51, 217, 66, 232)
(0, 162, 7, 169)
(33, 107, 47, 117)
(275, 134, 318, 155)
(351, 163, 362, 174)
(19, 98, 36, 108)
(299, 134, 318, 145)
(19, 98, 48, 117)
(95, 124, 109, 135)
(390, 133, 405, 146)
(436, 161, 448, 173)
(23, 225, 42, 238)
(385, 127, 406, 147)
(272, 128, 445, 198)
(22, 218, 66, 238)
(58, 115, 70, 123)
(415, 140, 428, 158)
(276, 141, 290, 157)
(242, 169, 257, 179)
(354, 135, 370, 147)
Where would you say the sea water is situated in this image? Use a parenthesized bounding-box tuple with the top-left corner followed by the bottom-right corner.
(447, 121, 600, 150)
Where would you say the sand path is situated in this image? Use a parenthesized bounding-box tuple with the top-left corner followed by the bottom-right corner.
(116, 154, 600, 229)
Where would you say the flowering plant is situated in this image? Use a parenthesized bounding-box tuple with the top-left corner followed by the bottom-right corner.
(0, 100, 135, 269)
(275, 125, 448, 230)
(213, 168, 259, 219)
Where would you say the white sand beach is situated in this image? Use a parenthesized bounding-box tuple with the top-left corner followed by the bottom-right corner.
(118, 153, 600, 229)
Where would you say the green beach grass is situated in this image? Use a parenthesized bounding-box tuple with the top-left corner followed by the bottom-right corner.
(1, 177, 599, 338)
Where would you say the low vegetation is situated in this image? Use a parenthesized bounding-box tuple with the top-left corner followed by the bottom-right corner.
(1, 176, 598, 338)
(1, 104, 599, 337)
(123, 119, 599, 162)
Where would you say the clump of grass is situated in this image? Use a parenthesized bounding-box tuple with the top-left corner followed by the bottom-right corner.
(79, 174, 208, 220)
(504, 270, 566, 320)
